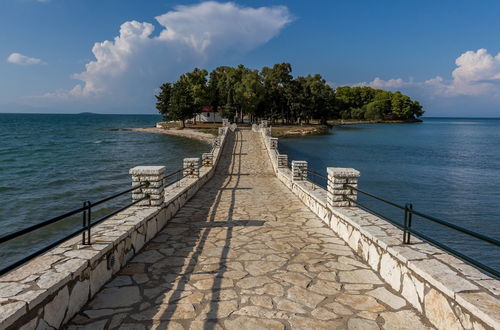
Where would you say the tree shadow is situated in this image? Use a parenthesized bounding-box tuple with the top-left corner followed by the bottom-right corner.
(142, 129, 255, 329)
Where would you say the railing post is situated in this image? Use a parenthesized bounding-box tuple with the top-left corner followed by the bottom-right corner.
(202, 153, 214, 167)
(214, 136, 221, 148)
(82, 201, 91, 245)
(277, 154, 288, 168)
(269, 137, 278, 150)
(403, 203, 413, 244)
(327, 168, 360, 207)
(292, 161, 308, 181)
(183, 158, 200, 178)
(129, 166, 166, 206)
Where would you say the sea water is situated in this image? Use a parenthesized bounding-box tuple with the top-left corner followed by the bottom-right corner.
(0, 113, 209, 267)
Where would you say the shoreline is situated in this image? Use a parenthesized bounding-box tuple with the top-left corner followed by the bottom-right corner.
(125, 127, 215, 143)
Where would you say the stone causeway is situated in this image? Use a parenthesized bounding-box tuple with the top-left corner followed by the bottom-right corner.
(0, 124, 498, 330)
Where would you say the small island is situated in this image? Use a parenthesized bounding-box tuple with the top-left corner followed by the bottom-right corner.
(153, 63, 424, 138)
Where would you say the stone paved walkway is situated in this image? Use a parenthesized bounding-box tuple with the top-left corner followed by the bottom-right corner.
(67, 130, 432, 330)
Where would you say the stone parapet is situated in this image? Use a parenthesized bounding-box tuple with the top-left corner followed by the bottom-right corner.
(292, 161, 308, 181)
(327, 167, 360, 207)
(129, 166, 166, 206)
(257, 125, 499, 330)
(183, 158, 201, 178)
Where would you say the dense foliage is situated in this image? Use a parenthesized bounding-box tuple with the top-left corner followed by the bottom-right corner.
(156, 63, 424, 125)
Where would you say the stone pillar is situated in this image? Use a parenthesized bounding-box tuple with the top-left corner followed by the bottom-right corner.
(222, 119, 229, 127)
(269, 138, 278, 150)
(265, 127, 272, 137)
(202, 153, 214, 167)
(183, 158, 201, 178)
(277, 154, 288, 168)
(327, 168, 360, 207)
(129, 166, 166, 206)
(213, 136, 221, 148)
(292, 161, 308, 181)
(218, 127, 226, 136)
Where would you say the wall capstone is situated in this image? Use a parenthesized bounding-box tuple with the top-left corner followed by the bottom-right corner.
(129, 166, 166, 206)
(327, 167, 360, 207)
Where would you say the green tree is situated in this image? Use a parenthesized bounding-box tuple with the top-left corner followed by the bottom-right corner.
(155, 82, 172, 120)
(168, 77, 196, 128)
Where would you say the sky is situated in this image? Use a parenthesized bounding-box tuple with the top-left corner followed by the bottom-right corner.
(1, 0, 499, 117)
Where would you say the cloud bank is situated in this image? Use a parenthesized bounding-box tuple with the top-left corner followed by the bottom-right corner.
(356, 48, 500, 98)
(41, 1, 291, 109)
(7, 53, 45, 65)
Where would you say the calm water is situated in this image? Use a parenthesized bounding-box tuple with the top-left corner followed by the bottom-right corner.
(0, 113, 208, 267)
(0, 115, 498, 272)
(279, 118, 500, 271)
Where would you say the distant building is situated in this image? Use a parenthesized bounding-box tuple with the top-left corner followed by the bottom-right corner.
(190, 106, 223, 123)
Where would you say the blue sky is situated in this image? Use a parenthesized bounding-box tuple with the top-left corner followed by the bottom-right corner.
(1, 0, 499, 116)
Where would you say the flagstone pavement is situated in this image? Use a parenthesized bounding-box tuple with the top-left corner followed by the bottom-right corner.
(66, 129, 433, 330)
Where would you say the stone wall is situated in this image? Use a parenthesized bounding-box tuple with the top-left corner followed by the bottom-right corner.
(257, 125, 499, 330)
(0, 127, 230, 330)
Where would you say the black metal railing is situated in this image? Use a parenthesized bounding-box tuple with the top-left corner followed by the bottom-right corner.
(0, 181, 149, 276)
(296, 168, 499, 278)
(343, 184, 500, 278)
(0, 163, 211, 277)
(306, 169, 328, 188)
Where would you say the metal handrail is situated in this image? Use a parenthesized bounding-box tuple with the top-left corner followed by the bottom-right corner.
(339, 185, 500, 278)
(0, 181, 149, 245)
(0, 195, 148, 276)
(307, 169, 328, 181)
(345, 184, 500, 247)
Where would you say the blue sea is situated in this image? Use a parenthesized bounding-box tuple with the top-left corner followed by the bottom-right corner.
(0, 115, 498, 272)
(0, 113, 209, 267)
(279, 118, 500, 271)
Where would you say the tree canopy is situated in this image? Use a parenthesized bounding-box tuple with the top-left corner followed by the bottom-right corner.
(155, 63, 424, 125)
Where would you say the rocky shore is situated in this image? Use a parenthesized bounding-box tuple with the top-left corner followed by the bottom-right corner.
(126, 127, 215, 143)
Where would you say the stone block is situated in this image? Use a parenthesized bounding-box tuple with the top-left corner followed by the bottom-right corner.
(269, 138, 278, 149)
(130, 166, 165, 206)
(44, 286, 69, 329)
(327, 167, 360, 207)
(292, 161, 308, 181)
(129, 166, 166, 176)
(379, 253, 402, 291)
(424, 288, 462, 329)
(202, 153, 214, 167)
(183, 158, 201, 178)
(277, 154, 288, 168)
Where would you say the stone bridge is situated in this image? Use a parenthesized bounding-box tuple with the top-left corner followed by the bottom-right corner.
(1, 126, 498, 330)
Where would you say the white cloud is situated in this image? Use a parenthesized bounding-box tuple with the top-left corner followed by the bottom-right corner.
(7, 53, 45, 65)
(355, 77, 413, 89)
(41, 1, 291, 107)
(354, 48, 500, 98)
